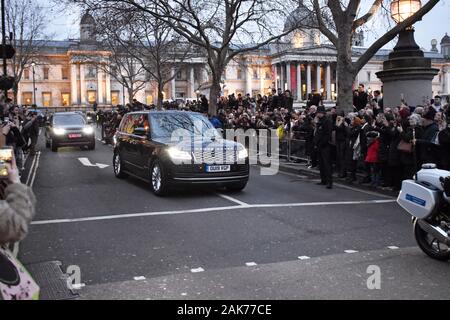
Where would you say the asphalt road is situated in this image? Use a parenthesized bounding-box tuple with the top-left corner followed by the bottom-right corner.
(18, 129, 450, 299)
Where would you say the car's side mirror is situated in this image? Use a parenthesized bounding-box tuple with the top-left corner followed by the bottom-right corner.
(133, 127, 148, 137)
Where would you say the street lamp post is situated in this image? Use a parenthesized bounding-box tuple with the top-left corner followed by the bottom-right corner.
(31, 62, 36, 106)
(376, 0, 438, 108)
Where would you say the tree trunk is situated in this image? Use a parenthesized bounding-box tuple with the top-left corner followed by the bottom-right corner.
(128, 87, 134, 104)
(336, 30, 356, 115)
(336, 63, 356, 115)
(13, 83, 18, 105)
(208, 65, 224, 116)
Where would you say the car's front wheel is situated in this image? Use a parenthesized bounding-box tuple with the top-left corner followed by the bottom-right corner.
(113, 152, 128, 179)
(150, 160, 169, 196)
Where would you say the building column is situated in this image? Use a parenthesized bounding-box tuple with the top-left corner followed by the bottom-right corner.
(326, 63, 331, 101)
(171, 68, 176, 100)
(189, 66, 195, 98)
(335, 66, 339, 99)
(286, 62, 291, 92)
(71, 64, 78, 105)
(97, 67, 104, 104)
(280, 63, 284, 91)
(259, 65, 265, 95)
(306, 63, 312, 95)
(296, 62, 302, 101)
(246, 63, 252, 95)
(79, 64, 86, 105)
(274, 64, 278, 91)
(105, 68, 111, 104)
(316, 63, 321, 94)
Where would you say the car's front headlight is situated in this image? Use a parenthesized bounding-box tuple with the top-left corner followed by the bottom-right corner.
(238, 148, 249, 160)
(83, 126, 94, 135)
(167, 147, 192, 162)
(53, 128, 66, 135)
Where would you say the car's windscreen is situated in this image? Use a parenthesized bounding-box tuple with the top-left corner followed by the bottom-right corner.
(150, 113, 220, 139)
(54, 115, 85, 126)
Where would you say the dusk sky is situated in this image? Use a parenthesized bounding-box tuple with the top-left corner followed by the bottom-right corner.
(43, 0, 450, 51)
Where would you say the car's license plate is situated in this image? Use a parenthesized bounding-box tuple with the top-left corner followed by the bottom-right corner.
(68, 134, 82, 139)
(206, 165, 230, 173)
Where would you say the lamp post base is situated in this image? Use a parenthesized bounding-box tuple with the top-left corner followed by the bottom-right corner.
(376, 28, 438, 108)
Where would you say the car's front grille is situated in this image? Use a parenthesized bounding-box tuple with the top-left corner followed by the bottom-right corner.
(192, 149, 237, 164)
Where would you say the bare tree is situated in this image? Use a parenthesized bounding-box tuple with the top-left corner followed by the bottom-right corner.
(306, 0, 439, 113)
(88, 6, 193, 109)
(67, 0, 301, 115)
(6, 0, 51, 104)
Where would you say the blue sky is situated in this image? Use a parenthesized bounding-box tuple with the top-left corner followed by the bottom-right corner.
(43, 0, 450, 51)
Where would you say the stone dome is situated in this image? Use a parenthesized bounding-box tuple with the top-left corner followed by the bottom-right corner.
(283, 0, 318, 32)
(80, 12, 95, 25)
(441, 33, 450, 45)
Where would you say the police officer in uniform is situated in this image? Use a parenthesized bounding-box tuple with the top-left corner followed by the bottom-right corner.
(314, 106, 333, 189)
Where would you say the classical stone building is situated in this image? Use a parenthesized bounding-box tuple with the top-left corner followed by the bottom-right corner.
(14, 10, 450, 108)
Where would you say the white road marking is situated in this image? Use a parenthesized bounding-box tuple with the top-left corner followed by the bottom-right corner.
(216, 193, 249, 207)
(72, 283, 86, 290)
(387, 246, 399, 250)
(78, 157, 109, 169)
(134, 276, 146, 281)
(245, 262, 257, 267)
(298, 256, 310, 260)
(25, 152, 38, 186)
(30, 199, 396, 226)
(29, 152, 41, 188)
(190, 267, 205, 273)
(344, 250, 359, 254)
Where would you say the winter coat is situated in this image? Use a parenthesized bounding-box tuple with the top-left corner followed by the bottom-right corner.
(365, 139, 380, 163)
(0, 183, 36, 245)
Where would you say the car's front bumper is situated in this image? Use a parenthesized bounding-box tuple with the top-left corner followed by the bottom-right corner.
(167, 163, 250, 185)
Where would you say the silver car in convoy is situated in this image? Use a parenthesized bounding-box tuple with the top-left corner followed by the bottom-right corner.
(45, 112, 96, 152)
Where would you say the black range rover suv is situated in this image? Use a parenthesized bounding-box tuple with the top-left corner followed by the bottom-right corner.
(113, 111, 249, 196)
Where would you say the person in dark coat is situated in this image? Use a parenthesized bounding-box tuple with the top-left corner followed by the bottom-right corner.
(438, 111, 450, 170)
(334, 112, 348, 178)
(284, 90, 294, 113)
(416, 108, 439, 166)
(375, 113, 393, 187)
(314, 106, 333, 189)
(354, 84, 368, 111)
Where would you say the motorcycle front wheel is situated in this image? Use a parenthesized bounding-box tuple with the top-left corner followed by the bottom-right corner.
(414, 220, 450, 261)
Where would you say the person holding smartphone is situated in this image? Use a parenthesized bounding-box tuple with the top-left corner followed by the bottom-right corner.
(0, 150, 36, 245)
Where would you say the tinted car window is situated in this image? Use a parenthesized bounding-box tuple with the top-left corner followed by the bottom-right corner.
(54, 114, 85, 126)
(150, 113, 220, 139)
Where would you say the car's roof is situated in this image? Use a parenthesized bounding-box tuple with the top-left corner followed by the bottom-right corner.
(53, 112, 85, 116)
(128, 110, 204, 116)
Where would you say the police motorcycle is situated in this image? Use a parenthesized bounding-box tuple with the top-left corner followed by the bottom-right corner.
(398, 155, 450, 260)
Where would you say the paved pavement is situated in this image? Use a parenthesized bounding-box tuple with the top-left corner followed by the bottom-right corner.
(18, 129, 450, 299)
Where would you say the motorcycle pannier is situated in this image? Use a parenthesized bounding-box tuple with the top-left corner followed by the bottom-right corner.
(397, 180, 440, 219)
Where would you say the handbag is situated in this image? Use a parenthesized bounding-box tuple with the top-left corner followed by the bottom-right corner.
(0, 246, 40, 300)
(397, 140, 413, 153)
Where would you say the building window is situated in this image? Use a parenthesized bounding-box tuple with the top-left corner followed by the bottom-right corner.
(265, 70, 271, 80)
(237, 68, 243, 80)
(43, 67, 49, 80)
(61, 93, 70, 106)
(253, 68, 258, 80)
(87, 90, 97, 104)
(111, 91, 120, 106)
(24, 69, 30, 80)
(176, 71, 182, 80)
(62, 67, 69, 80)
(367, 71, 371, 82)
(42, 92, 52, 107)
(146, 93, 153, 105)
(22, 92, 33, 105)
(87, 66, 96, 78)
